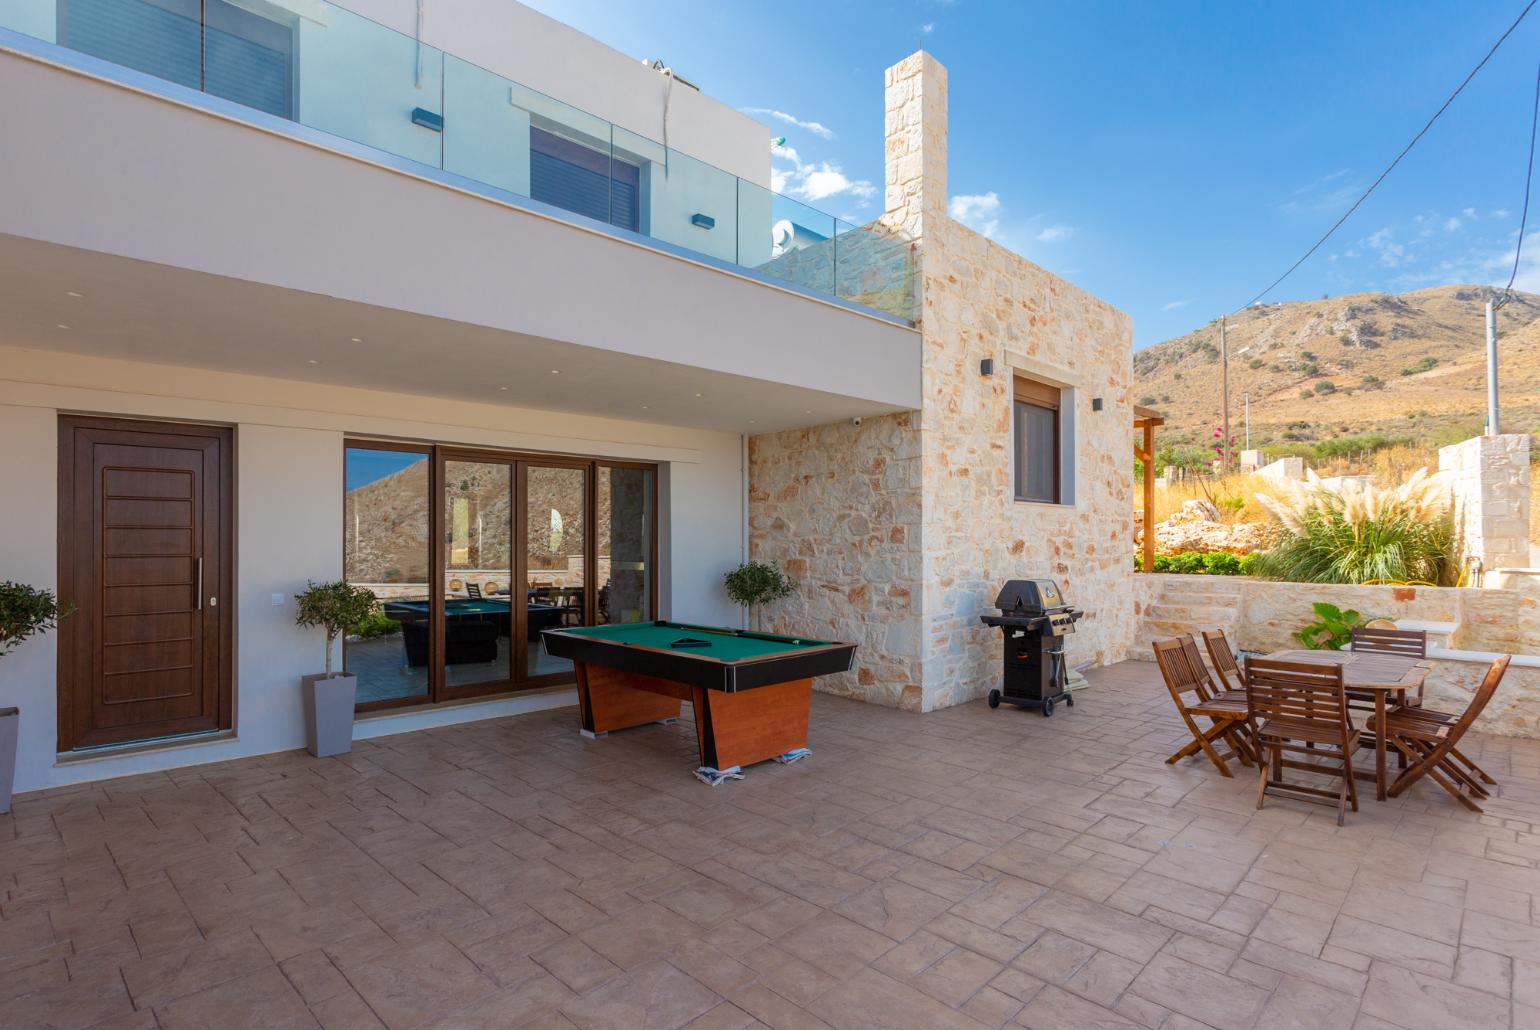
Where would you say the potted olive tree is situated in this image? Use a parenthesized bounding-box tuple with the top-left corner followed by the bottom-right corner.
(724, 561, 797, 632)
(295, 580, 376, 758)
(0, 582, 71, 814)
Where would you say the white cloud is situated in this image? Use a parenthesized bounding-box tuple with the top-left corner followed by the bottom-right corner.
(1364, 227, 1406, 267)
(1161, 299, 1191, 311)
(1462, 207, 1478, 219)
(1494, 208, 1512, 219)
(921, 21, 935, 33)
(1443, 217, 1462, 232)
(742, 108, 835, 141)
(1035, 224, 1073, 242)
(949, 192, 1002, 238)
(773, 146, 875, 205)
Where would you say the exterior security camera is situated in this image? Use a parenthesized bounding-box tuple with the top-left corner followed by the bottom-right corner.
(851, 417, 863, 427)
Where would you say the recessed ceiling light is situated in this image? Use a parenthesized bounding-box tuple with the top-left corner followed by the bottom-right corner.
(56, 324, 70, 330)
(805, 409, 812, 414)
(350, 337, 363, 343)
(66, 291, 83, 298)
(499, 386, 508, 391)
(308, 359, 319, 364)
(694, 392, 703, 398)
(550, 369, 561, 374)
(641, 404, 649, 409)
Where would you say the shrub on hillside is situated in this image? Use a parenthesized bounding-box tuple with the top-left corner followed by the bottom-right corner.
(1400, 356, 1438, 376)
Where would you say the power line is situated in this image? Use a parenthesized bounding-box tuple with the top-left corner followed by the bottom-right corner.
(1243, 0, 1538, 309)
(1499, 51, 1540, 308)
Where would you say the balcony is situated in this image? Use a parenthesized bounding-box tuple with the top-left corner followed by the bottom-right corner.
(0, 0, 916, 324)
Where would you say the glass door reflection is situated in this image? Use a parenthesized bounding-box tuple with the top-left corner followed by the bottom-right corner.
(523, 464, 588, 680)
(443, 459, 513, 691)
(597, 465, 653, 625)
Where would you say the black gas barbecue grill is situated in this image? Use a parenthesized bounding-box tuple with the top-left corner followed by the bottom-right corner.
(979, 579, 1083, 716)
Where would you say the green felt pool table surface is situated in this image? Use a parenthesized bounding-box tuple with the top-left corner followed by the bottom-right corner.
(557, 622, 838, 662)
(384, 599, 510, 617)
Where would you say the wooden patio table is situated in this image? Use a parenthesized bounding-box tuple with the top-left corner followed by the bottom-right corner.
(1260, 649, 1431, 801)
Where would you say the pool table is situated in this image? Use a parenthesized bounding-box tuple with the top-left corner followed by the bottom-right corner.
(541, 621, 856, 772)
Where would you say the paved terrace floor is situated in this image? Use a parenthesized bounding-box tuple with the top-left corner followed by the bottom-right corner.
(4, 661, 1540, 1030)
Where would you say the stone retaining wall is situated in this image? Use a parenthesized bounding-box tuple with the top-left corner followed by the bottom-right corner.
(1134, 573, 1540, 736)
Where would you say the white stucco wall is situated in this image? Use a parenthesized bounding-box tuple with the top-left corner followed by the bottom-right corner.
(0, 348, 746, 793)
(0, 52, 918, 412)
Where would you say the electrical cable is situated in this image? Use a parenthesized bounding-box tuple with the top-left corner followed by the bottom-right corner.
(1244, 0, 1538, 308)
(1499, 51, 1540, 308)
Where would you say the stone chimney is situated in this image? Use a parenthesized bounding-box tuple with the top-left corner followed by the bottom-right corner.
(884, 51, 948, 238)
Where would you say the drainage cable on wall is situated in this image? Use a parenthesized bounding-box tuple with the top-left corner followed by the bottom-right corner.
(643, 59, 675, 179)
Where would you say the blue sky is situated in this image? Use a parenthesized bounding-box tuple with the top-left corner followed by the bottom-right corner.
(526, 0, 1539, 348)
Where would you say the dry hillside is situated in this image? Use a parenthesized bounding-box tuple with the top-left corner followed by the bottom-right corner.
(1134, 285, 1540, 451)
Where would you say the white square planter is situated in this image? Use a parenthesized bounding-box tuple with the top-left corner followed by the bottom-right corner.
(0, 707, 17, 815)
(302, 674, 357, 758)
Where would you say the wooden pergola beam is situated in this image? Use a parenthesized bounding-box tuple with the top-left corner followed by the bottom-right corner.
(1134, 405, 1165, 573)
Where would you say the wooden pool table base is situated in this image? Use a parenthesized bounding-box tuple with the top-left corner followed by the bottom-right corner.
(574, 662, 812, 771)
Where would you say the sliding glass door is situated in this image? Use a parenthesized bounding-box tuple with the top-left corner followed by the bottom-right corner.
(443, 458, 513, 693)
(344, 443, 655, 710)
(344, 444, 432, 707)
(522, 463, 588, 683)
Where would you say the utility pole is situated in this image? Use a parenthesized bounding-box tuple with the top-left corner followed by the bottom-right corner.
(1220, 315, 1231, 472)
(1244, 392, 1251, 452)
(1486, 295, 1501, 435)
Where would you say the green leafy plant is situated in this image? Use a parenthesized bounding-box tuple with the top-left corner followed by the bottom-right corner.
(0, 581, 72, 659)
(724, 561, 796, 629)
(348, 606, 400, 640)
(295, 581, 378, 678)
(1295, 601, 1378, 650)
(1148, 552, 1258, 576)
(1400, 356, 1438, 376)
(1201, 552, 1242, 576)
(1252, 469, 1452, 584)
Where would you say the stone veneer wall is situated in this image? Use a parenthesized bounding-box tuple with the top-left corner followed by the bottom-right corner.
(917, 218, 1136, 709)
(749, 51, 1136, 712)
(749, 414, 925, 708)
(1439, 433, 1532, 580)
(1133, 573, 1540, 736)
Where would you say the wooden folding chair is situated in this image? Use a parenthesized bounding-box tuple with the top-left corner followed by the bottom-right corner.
(1244, 657, 1359, 825)
(1370, 655, 1509, 812)
(1350, 627, 1427, 707)
(1179, 635, 1254, 760)
(1201, 629, 1245, 694)
(1153, 638, 1252, 777)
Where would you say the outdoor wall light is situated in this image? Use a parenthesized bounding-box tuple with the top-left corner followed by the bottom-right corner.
(1092, 397, 1104, 411)
(979, 358, 995, 377)
(411, 108, 444, 132)
(691, 213, 716, 230)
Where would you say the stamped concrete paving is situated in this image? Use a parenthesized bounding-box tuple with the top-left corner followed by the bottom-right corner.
(4, 660, 1540, 1029)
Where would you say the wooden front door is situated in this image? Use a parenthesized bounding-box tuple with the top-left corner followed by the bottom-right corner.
(58, 417, 233, 750)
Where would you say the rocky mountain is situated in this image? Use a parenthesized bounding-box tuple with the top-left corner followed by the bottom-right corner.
(1133, 285, 1540, 450)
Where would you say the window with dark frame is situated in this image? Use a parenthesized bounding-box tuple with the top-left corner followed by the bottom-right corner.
(1013, 376, 1061, 504)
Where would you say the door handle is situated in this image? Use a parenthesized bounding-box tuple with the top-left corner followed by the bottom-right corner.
(196, 558, 203, 611)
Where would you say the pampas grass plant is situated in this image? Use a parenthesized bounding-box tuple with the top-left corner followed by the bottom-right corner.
(1251, 468, 1454, 584)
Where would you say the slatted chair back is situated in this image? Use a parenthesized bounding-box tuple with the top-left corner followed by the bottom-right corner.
(465, 582, 482, 600)
(1244, 657, 1350, 737)
(1177, 634, 1230, 697)
(1202, 629, 1244, 692)
(1153, 638, 1212, 708)
(1350, 626, 1427, 659)
(1410, 655, 1508, 766)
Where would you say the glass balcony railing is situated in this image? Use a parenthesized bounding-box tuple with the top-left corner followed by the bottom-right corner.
(2, 0, 917, 322)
